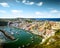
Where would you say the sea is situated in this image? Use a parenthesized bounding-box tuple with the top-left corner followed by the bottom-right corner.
(33, 18, 60, 21)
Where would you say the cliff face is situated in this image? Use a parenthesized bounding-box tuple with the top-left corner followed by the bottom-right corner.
(32, 29, 60, 48)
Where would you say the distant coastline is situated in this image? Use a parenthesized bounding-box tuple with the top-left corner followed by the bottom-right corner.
(0, 18, 60, 21)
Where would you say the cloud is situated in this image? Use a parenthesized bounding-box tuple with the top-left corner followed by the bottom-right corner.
(11, 10, 23, 18)
(0, 2, 9, 7)
(35, 12, 42, 15)
(22, 0, 26, 3)
(11, 10, 23, 14)
(22, 0, 34, 5)
(16, 0, 44, 6)
(35, 11, 60, 18)
(0, 10, 6, 13)
(25, 1, 34, 5)
(50, 10, 59, 13)
(36, 2, 43, 6)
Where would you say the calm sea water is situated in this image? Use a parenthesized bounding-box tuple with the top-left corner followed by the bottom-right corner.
(0, 26, 42, 48)
(34, 18, 60, 21)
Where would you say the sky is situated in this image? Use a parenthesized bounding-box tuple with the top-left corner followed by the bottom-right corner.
(0, 0, 60, 18)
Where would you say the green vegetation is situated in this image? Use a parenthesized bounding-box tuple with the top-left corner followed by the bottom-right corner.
(0, 21, 8, 26)
(25, 20, 32, 23)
